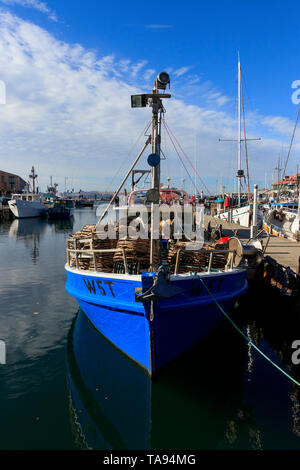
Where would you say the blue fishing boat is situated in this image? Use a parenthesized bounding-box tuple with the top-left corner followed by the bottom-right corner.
(65, 72, 249, 376)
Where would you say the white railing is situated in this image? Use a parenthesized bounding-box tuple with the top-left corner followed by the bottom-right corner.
(66, 237, 129, 274)
(66, 238, 239, 275)
(173, 247, 237, 274)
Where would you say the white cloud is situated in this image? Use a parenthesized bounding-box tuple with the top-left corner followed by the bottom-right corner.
(143, 68, 155, 82)
(174, 66, 191, 77)
(131, 60, 147, 77)
(206, 91, 230, 107)
(0, 10, 296, 194)
(0, 0, 57, 21)
(261, 115, 296, 136)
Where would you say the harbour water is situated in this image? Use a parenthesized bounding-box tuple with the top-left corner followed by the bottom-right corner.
(1, 207, 300, 450)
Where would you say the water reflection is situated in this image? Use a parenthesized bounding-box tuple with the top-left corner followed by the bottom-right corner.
(67, 310, 250, 450)
(3, 207, 300, 449)
(9, 218, 48, 263)
(8, 217, 74, 262)
(47, 218, 74, 233)
(9, 217, 48, 239)
(66, 288, 300, 450)
(235, 292, 300, 448)
(224, 406, 263, 450)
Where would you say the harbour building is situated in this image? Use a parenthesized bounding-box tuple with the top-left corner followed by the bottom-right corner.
(0, 170, 27, 194)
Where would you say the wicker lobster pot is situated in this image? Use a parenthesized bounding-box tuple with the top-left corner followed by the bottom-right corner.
(167, 241, 227, 274)
(113, 238, 159, 269)
(68, 224, 118, 272)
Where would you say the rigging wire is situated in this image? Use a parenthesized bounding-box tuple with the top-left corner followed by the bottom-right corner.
(162, 118, 212, 196)
(163, 116, 170, 183)
(103, 119, 152, 194)
(278, 107, 300, 200)
(240, 72, 251, 202)
(162, 120, 201, 195)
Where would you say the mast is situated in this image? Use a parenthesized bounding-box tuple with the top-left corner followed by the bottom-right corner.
(150, 75, 167, 270)
(130, 72, 171, 270)
(274, 154, 281, 201)
(220, 55, 260, 206)
(29, 166, 38, 194)
(237, 54, 242, 206)
(277, 107, 300, 202)
(194, 133, 197, 196)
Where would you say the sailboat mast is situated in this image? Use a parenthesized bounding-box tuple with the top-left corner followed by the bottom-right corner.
(237, 55, 242, 206)
(194, 133, 197, 196)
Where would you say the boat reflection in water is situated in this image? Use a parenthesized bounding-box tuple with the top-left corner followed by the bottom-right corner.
(231, 292, 300, 449)
(8, 217, 74, 262)
(8, 217, 48, 263)
(9, 217, 48, 239)
(47, 218, 74, 233)
(67, 308, 251, 450)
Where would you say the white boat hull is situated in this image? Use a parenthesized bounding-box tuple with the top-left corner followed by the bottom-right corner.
(215, 204, 252, 227)
(8, 199, 46, 218)
(263, 209, 300, 239)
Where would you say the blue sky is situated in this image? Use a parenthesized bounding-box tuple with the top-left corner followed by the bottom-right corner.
(0, 0, 299, 193)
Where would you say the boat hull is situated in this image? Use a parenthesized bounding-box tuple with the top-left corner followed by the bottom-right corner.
(8, 199, 46, 218)
(65, 266, 248, 376)
(47, 207, 74, 219)
(215, 204, 251, 227)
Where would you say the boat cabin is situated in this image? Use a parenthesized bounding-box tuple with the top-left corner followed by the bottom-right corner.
(128, 188, 189, 207)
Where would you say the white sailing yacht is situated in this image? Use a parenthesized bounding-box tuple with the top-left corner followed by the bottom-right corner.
(216, 56, 260, 227)
(8, 166, 46, 219)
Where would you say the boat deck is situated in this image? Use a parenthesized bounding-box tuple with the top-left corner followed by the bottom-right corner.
(206, 214, 300, 275)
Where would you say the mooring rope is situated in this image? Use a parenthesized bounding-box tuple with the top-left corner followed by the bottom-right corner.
(199, 277, 300, 388)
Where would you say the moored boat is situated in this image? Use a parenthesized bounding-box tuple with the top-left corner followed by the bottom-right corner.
(8, 166, 46, 219)
(8, 195, 46, 218)
(47, 199, 74, 219)
(65, 72, 250, 376)
(261, 193, 300, 241)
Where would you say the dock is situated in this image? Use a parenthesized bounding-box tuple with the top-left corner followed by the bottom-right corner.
(205, 214, 300, 296)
